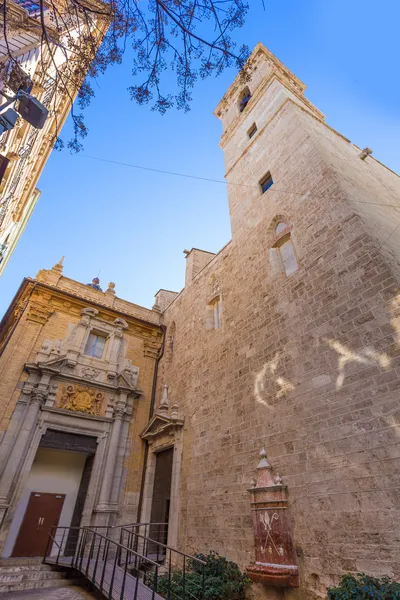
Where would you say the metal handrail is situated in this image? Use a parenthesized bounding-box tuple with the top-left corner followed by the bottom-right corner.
(85, 528, 160, 567)
(121, 527, 206, 565)
(44, 525, 163, 600)
(43, 523, 206, 600)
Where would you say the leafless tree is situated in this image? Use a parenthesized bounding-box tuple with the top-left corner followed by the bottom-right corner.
(1, 0, 250, 151)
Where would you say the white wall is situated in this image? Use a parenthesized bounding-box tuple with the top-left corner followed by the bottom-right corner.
(3, 448, 86, 557)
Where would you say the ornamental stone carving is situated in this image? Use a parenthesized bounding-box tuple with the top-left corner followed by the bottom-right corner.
(141, 384, 183, 442)
(246, 448, 299, 588)
(58, 384, 105, 416)
(143, 339, 162, 359)
(80, 366, 101, 381)
(30, 388, 47, 405)
(26, 302, 54, 325)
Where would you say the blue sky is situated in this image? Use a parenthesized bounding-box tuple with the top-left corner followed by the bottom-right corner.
(1, 0, 399, 316)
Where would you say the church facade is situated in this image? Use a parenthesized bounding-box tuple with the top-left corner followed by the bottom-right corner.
(0, 43, 400, 600)
(0, 262, 163, 558)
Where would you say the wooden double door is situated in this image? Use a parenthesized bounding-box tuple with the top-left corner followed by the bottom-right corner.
(12, 492, 65, 557)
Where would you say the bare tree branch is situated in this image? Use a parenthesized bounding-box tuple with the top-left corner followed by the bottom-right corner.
(1, 0, 250, 150)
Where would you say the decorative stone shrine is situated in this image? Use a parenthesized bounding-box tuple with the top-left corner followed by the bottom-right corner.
(246, 448, 299, 588)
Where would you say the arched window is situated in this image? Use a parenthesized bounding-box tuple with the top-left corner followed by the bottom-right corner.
(271, 223, 298, 277)
(238, 87, 251, 113)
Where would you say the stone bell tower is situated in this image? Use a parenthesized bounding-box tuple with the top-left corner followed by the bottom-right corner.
(214, 42, 325, 241)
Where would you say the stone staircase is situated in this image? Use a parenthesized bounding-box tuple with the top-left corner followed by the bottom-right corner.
(0, 557, 86, 593)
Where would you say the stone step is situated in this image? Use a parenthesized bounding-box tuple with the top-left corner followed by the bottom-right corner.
(0, 557, 45, 567)
(0, 569, 68, 583)
(0, 563, 59, 574)
(0, 576, 84, 593)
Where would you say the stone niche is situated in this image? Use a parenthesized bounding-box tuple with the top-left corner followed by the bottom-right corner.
(246, 449, 299, 589)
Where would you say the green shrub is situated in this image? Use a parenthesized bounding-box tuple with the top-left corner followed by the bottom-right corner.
(150, 551, 248, 600)
(327, 573, 400, 599)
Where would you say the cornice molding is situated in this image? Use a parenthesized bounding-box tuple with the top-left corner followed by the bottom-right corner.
(141, 412, 184, 441)
(26, 301, 53, 325)
(27, 283, 163, 339)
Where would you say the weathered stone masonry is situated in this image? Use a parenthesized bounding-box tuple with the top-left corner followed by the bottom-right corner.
(156, 43, 400, 599)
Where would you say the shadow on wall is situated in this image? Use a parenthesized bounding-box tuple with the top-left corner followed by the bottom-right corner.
(254, 338, 392, 408)
(251, 291, 400, 592)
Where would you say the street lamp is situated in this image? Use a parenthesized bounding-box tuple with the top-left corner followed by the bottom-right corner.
(0, 88, 49, 132)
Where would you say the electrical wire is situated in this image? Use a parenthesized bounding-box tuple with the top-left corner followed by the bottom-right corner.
(81, 153, 400, 210)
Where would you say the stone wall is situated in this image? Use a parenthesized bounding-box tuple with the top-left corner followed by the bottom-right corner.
(185, 249, 216, 286)
(159, 47, 400, 599)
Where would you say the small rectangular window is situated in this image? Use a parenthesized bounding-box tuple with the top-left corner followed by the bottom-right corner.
(260, 172, 273, 194)
(84, 332, 106, 359)
(248, 123, 257, 139)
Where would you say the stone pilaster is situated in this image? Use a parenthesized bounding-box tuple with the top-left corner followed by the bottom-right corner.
(0, 387, 44, 525)
(96, 398, 126, 511)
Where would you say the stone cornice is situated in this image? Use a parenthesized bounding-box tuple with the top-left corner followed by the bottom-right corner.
(141, 413, 184, 441)
(42, 405, 112, 422)
(25, 360, 143, 397)
(28, 282, 163, 338)
(26, 301, 54, 325)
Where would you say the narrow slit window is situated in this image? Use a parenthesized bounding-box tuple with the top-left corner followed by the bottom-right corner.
(248, 123, 257, 139)
(260, 172, 273, 194)
(272, 224, 298, 277)
(206, 296, 222, 329)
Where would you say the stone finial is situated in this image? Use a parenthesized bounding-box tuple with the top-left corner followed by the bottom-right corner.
(170, 401, 179, 420)
(274, 473, 283, 485)
(51, 256, 64, 274)
(54, 256, 64, 268)
(257, 447, 272, 470)
(359, 147, 373, 160)
(159, 384, 169, 413)
(106, 282, 116, 295)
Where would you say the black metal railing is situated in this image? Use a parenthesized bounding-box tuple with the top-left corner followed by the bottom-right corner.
(43, 524, 206, 600)
(120, 525, 206, 600)
(119, 523, 169, 560)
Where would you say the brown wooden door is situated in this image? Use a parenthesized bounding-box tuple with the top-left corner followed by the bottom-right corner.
(12, 492, 65, 557)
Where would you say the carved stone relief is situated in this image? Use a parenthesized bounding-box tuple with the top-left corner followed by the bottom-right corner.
(56, 384, 106, 416)
(80, 366, 101, 381)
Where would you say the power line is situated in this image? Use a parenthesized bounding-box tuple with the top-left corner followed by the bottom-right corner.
(81, 154, 400, 211)
(80, 153, 400, 261)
